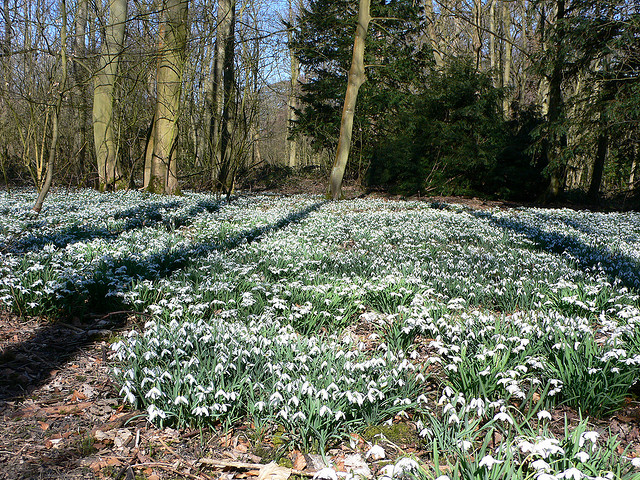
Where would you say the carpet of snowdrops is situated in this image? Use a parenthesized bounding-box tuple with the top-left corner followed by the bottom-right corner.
(2, 188, 640, 479)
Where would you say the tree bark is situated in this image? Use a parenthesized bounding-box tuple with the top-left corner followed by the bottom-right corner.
(73, 0, 89, 183)
(33, 0, 68, 213)
(542, 0, 566, 202)
(587, 124, 607, 202)
(93, 0, 127, 191)
(327, 0, 370, 200)
(286, 0, 300, 168)
(422, 0, 443, 69)
(146, 0, 188, 195)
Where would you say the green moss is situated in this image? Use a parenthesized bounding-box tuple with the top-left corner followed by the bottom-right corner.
(362, 423, 419, 445)
(278, 458, 294, 468)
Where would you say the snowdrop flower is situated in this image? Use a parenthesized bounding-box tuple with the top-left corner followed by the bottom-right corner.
(494, 411, 514, 425)
(557, 468, 584, 480)
(314, 468, 338, 480)
(537, 410, 552, 420)
(531, 459, 551, 472)
(365, 445, 385, 460)
(632, 457, 640, 468)
(147, 404, 166, 422)
(478, 455, 503, 470)
(174, 395, 188, 405)
(434, 476, 451, 480)
(574, 451, 589, 463)
(393, 458, 419, 478)
(145, 387, 162, 400)
(579, 431, 599, 447)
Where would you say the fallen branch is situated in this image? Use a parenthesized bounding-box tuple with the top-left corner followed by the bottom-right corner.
(157, 436, 216, 480)
(198, 458, 316, 477)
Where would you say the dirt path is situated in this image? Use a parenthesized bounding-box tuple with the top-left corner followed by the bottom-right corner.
(0, 313, 241, 480)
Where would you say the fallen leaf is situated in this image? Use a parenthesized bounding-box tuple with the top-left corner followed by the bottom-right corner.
(257, 462, 291, 480)
(292, 451, 307, 471)
(148, 475, 160, 480)
(235, 442, 249, 453)
(38, 421, 50, 431)
(69, 390, 87, 402)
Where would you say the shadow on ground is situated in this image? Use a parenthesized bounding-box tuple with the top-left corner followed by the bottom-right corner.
(0, 200, 325, 402)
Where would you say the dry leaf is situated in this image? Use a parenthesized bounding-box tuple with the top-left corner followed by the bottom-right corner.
(292, 451, 307, 471)
(69, 390, 87, 402)
(38, 421, 50, 431)
(235, 442, 249, 453)
(257, 462, 291, 480)
(148, 475, 160, 480)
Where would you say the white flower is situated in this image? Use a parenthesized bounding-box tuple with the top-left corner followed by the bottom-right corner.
(537, 410, 552, 420)
(174, 395, 188, 405)
(531, 459, 551, 472)
(574, 451, 590, 463)
(579, 431, 599, 447)
(365, 445, 385, 460)
(147, 404, 166, 422)
(631, 457, 640, 468)
(494, 411, 514, 425)
(557, 468, 584, 480)
(145, 387, 162, 399)
(313, 468, 338, 480)
(478, 455, 503, 470)
(434, 476, 451, 480)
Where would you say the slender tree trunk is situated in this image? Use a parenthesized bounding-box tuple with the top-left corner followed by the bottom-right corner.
(501, 1, 513, 114)
(629, 145, 637, 192)
(211, 0, 235, 188)
(327, 0, 370, 200)
(217, 2, 236, 195)
(587, 123, 608, 202)
(542, 0, 566, 201)
(93, 0, 127, 191)
(286, 0, 300, 168)
(73, 0, 89, 184)
(422, 0, 444, 68)
(146, 0, 188, 195)
(472, 0, 482, 70)
(489, 0, 497, 83)
(33, 0, 68, 213)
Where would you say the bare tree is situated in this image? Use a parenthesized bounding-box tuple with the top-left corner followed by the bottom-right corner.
(327, 0, 370, 200)
(93, 0, 128, 191)
(145, 0, 189, 195)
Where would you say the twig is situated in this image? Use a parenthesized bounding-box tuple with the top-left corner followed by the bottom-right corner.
(130, 462, 208, 480)
(198, 458, 316, 477)
(157, 436, 216, 480)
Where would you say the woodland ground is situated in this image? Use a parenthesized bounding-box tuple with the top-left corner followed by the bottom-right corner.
(2, 182, 640, 480)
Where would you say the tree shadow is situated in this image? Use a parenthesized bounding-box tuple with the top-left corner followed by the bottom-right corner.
(0, 198, 221, 255)
(469, 209, 640, 293)
(0, 200, 326, 402)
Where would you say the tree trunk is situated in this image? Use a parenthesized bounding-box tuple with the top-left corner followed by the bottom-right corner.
(73, 0, 89, 184)
(146, 0, 188, 195)
(33, 0, 68, 213)
(501, 0, 513, 114)
(327, 0, 370, 200)
(210, 0, 235, 189)
(92, 0, 127, 191)
(422, 0, 443, 68)
(542, 0, 566, 202)
(587, 124, 608, 202)
(286, 0, 300, 168)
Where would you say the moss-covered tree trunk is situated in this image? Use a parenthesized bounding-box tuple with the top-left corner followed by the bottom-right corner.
(327, 0, 370, 200)
(145, 0, 188, 195)
(93, 0, 127, 191)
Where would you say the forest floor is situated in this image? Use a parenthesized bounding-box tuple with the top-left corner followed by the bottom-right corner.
(0, 310, 430, 480)
(3, 310, 640, 480)
(2, 190, 640, 479)
(0, 311, 272, 480)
